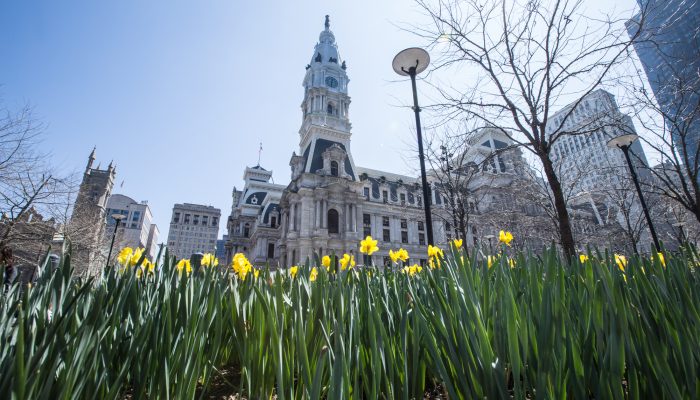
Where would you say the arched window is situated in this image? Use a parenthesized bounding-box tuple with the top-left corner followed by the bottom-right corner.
(327, 103, 334, 115)
(328, 209, 339, 234)
(244, 223, 250, 238)
(330, 161, 339, 176)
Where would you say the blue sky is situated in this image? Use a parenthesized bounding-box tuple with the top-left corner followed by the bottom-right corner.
(1, 0, 638, 239)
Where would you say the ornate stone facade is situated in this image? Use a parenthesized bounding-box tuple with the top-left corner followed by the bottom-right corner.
(225, 17, 446, 268)
(224, 17, 630, 266)
(69, 148, 116, 275)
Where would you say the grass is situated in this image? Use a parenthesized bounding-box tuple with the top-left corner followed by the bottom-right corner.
(1, 243, 699, 399)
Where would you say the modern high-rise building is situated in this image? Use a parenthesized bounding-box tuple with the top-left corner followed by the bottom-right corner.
(105, 194, 159, 260)
(626, 0, 700, 166)
(547, 90, 649, 196)
(547, 90, 655, 250)
(166, 203, 221, 259)
(69, 148, 116, 275)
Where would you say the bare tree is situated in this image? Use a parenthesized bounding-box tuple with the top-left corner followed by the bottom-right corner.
(427, 125, 561, 251)
(411, 0, 645, 258)
(0, 102, 74, 261)
(425, 125, 484, 251)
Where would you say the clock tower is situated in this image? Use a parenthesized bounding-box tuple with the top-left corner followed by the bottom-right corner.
(297, 15, 356, 179)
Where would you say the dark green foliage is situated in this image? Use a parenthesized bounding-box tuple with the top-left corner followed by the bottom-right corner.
(1, 245, 699, 399)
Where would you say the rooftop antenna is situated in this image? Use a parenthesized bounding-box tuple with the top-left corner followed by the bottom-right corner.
(257, 142, 263, 166)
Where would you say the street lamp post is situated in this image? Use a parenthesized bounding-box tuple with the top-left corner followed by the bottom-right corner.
(393, 47, 434, 245)
(607, 134, 661, 251)
(107, 214, 126, 266)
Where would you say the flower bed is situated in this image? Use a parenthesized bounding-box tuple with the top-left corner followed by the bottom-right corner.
(1, 237, 699, 399)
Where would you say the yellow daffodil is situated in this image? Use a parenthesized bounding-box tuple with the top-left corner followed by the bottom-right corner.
(135, 266, 144, 279)
(289, 265, 299, 278)
(579, 254, 589, 263)
(402, 263, 423, 276)
(655, 252, 666, 267)
(614, 254, 627, 272)
(117, 247, 133, 265)
(487, 255, 495, 269)
(389, 249, 401, 264)
(310, 266, 318, 282)
(143, 259, 155, 274)
(176, 259, 192, 275)
(428, 257, 441, 269)
(427, 245, 443, 259)
(499, 230, 513, 246)
(360, 236, 379, 255)
(232, 253, 253, 280)
(389, 248, 409, 264)
(130, 247, 145, 266)
(452, 238, 463, 249)
(253, 269, 260, 279)
(321, 255, 331, 270)
(339, 253, 356, 270)
(508, 258, 516, 268)
(201, 253, 219, 267)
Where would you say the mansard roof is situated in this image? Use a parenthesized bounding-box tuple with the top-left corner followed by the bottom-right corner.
(302, 138, 355, 179)
(355, 166, 419, 184)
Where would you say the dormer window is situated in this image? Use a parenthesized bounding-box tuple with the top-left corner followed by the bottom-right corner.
(327, 103, 334, 115)
(330, 161, 339, 176)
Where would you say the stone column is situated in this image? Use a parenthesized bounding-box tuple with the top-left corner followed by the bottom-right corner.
(291, 203, 296, 231)
(322, 200, 327, 229)
(280, 211, 287, 236)
(300, 197, 312, 236)
(352, 204, 357, 232)
(316, 200, 321, 228)
(345, 204, 350, 232)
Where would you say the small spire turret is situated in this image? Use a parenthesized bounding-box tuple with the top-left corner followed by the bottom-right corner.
(86, 146, 96, 173)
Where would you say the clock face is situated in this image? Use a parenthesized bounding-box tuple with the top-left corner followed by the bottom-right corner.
(325, 76, 339, 88)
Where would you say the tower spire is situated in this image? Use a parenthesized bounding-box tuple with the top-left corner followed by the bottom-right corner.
(86, 146, 96, 173)
(324, 15, 330, 30)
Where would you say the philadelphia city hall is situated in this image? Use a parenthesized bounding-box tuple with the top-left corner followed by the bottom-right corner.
(223, 16, 457, 268)
(223, 16, 610, 267)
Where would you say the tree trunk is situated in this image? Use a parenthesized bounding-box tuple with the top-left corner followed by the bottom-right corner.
(539, 154, 576, 259)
